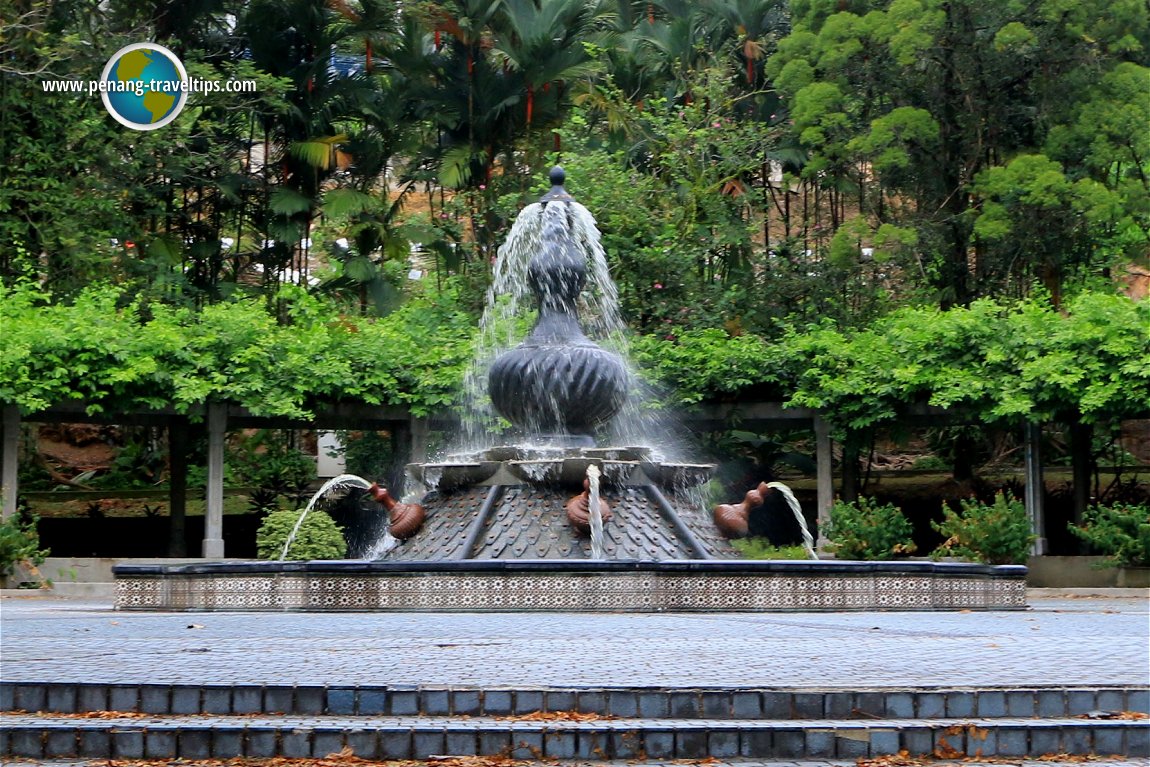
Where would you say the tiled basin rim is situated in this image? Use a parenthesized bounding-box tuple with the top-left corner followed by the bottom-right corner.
(113, 559, 1027, 612)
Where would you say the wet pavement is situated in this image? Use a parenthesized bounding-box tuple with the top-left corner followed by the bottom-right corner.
(1, 593, 1146, 690)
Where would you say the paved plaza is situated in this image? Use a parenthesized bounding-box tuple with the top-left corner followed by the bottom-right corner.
(1, 593, 1147, 690)
(3, 592, 1148, 767)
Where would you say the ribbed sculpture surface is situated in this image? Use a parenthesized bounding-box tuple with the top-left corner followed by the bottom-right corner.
(487, 167, 627, 440)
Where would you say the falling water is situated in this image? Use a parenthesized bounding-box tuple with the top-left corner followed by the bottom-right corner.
(461, 194, 676, 459)
(586, 464, 605, 559)
(460, 202, 547, 448)
(279, 473, 372, 560)
(765, 481, 818, 560)
(363, 528, 400, 560)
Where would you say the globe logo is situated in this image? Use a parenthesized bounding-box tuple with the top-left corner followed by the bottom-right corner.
(99, 43, 187, 130)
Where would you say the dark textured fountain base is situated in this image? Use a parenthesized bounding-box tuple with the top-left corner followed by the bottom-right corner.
(113, 560, 1027, 612)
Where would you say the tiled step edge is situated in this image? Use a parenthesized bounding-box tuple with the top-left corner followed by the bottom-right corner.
(1, 715, 1147, 761)
(3, 682, 1148, 720)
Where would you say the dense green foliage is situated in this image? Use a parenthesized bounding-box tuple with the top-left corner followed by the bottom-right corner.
(933, 492, 1034, 565)
(0, 281, 472, 418)
(730, 539, 810, 560)
(823, 496, 916, 560)
(767, 0, 1149, 306)
(1, 0, 1147, 447)
(1070, 503, 1150, 567)
(3, 282, 1146, 432)
(6, 0, 1145, 314)
(255, 508, 347, 560)
(0, 511, 48, 578)
(634, 291, 1150, 427)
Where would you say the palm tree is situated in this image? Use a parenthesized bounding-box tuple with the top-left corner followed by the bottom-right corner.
(697, 0, 789, 88)
(632, 2, 710, 99)
(241, 0, 405, 298)
(489, 0, 610, 130)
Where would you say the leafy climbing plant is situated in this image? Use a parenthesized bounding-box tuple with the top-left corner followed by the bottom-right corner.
(0, 281, 474, 419)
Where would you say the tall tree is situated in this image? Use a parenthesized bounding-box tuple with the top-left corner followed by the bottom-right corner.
(766, 0, 1149, 307)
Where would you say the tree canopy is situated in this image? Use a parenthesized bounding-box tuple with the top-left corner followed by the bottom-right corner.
(2, 0, 1147, 427)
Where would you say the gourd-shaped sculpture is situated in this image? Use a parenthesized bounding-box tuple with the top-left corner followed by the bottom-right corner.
(487, 168, 627, 441)
(566, 477, 613, 535)
(368, 483, 426, 540)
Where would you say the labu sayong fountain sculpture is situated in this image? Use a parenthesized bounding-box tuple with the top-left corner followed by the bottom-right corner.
(113, 167, 1028, 611)
(487, 168, 628, 442)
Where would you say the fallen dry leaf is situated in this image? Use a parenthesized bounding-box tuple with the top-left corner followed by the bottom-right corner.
(932, 740, 963, 759)
(498, 709, 615, 722)
(1075, 710, 1149, 720)
(855, 750, 925, 767)
(82, 750, 535, 767)
(22, 710, 153, 720)
(422, 755, 531, 767)
(1034, 753, 1107, 762)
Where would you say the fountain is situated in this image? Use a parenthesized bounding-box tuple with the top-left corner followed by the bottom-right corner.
(114, 168, 1026, 612)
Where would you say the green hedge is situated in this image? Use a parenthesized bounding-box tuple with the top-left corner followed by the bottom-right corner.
(0, 282, 473, 418)
(634, 291, 1150, 428)
(3, 283, 1147, 428)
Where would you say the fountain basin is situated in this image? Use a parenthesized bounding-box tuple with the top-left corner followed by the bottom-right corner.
(408, 462, 500, 490)
(114, 559, 1027, 612)
(506, 457, 638, 486)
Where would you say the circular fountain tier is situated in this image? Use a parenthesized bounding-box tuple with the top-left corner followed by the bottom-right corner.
(488, 342, 627, 437)
(395, 445, 731, 561)
(487, 167, 627, 440)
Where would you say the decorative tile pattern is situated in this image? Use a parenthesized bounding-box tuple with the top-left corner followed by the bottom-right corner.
(118, 566, 1027, 612)
(875, 576, 934, 609)
(116, 579, 163, 608)
(935, 577, 988, 609)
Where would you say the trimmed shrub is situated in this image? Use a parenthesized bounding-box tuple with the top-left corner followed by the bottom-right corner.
(731, 539, 810, 560)
(932, 491, 1033, 565)
(1070, 503, 1150, 567)
(256, 509, 346, 561)
(824, 497, 916, 560)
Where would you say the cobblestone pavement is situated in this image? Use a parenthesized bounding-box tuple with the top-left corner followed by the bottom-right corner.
(1, 595, 1146, 689)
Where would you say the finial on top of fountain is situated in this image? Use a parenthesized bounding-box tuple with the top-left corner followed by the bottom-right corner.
(540, 165, 573, 203)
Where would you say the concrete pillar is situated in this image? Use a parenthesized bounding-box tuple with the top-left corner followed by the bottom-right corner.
(2, 405, 19, 521)
(1024, 421, 1047, 556)
(202, 403, 226, 558)
(814, 414, 833, 552)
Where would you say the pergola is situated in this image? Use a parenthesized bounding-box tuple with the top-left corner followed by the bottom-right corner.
(1, 401, 1049, 557)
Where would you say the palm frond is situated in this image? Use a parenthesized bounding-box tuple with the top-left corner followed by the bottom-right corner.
(289, 134, 349, 170)
(322, 188, 378, 218)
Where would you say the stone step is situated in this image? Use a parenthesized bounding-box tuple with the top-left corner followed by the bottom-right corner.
(5, 681, 1148, 721)
(3, 760, 1149, 767)
(1, 712, 1147, 761)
